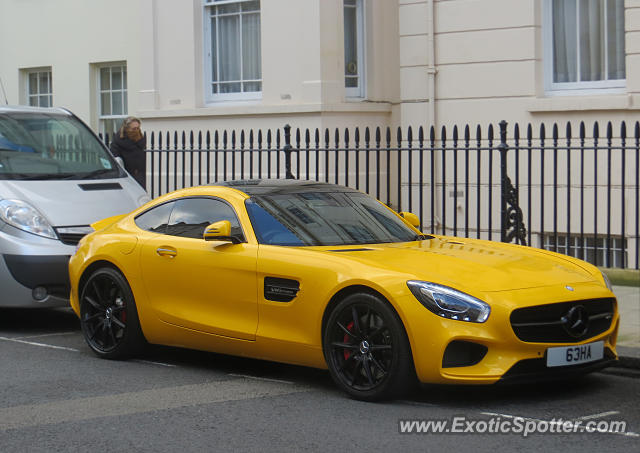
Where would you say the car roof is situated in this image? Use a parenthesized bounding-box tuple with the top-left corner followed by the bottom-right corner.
(216, 179, 360, 196)
(0, 105, 71, 116)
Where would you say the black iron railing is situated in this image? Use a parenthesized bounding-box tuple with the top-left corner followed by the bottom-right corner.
(102, 120, 640, 269)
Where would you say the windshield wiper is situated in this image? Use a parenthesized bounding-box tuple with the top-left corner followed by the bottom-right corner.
(412, 234, 432, 241)
(6, 173, 82, 181)
(76, 168, 119, 179)
(0, 145, 38, 153)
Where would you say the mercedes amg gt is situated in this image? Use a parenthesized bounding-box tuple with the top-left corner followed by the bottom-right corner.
(69, 180, 619, 400)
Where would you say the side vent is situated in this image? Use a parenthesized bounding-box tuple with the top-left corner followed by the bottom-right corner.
(264, 277, 300, 302)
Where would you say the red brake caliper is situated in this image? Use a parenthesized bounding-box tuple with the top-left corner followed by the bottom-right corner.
(343, 321, 354, 360)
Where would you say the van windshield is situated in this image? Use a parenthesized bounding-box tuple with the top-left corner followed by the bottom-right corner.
(0, 111, 123, 180)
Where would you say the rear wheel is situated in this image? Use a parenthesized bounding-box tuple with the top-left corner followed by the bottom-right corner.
(79, 267, 144, 359)
(323, 292, 416, 401)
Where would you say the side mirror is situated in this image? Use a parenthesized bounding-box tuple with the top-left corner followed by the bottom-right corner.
(203, 220, 241, 243)
(114, 156, 125, 169)
(399, 212, 420, 229)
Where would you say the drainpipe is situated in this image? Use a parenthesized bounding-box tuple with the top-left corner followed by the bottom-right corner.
(427, 0, 436, 129)
(427, 0, 442, 233)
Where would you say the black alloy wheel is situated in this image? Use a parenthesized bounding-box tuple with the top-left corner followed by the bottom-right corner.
(323, 292, 415, 401)
(80, 267, 144, 359)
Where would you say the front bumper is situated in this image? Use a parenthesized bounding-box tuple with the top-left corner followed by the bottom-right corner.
(399, 282, 619, 385)
(498, 348, 617, 384)
(0, 225, 76, 307)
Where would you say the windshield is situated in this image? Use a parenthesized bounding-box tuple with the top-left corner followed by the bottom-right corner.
(0, 112, 122, 180)
(245, 190, 424, 246)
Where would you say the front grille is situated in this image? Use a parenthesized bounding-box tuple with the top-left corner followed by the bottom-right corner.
(56, 232, 87, 246)
(54, 226, 92, 246)
(510, 298, 615, 343)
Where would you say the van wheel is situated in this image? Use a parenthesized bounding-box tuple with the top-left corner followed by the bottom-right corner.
(79, 267, 144, 359)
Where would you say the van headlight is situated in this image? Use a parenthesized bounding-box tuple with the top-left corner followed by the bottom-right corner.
(0, 199, 57, 239)
(407, 281, 491, 323)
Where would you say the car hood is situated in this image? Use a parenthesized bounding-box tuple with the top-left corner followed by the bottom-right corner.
(316, 236, 597, 293)
(0, 179, 145, 226)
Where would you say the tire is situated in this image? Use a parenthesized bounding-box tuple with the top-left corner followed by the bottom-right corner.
(79, 267, 144, 359)
(323, 292, 416, 401)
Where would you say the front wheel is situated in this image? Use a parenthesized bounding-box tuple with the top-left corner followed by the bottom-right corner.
(323, 292, 416, 401)
(79, 267, 144, 359)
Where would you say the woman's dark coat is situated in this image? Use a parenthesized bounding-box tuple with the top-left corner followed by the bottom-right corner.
(110, 134, 147, 189)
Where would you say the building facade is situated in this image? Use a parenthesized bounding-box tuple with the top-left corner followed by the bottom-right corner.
(0, 0, 638, 268)
(2, 0, 638, 133)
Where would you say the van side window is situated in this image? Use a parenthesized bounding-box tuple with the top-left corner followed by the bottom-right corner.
(166, 198, 243, 240)
(134, 202, 174, 234)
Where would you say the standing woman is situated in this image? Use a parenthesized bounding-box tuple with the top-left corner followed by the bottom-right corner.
(110, 116, 147, 189)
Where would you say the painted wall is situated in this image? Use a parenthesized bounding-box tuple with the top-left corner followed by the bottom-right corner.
(0, 0, 142, 127)
(2, 0, 640, 133)
(135, 0, 399, 134)
(427, 0, 640, 131)
(0, 0, 399, 133)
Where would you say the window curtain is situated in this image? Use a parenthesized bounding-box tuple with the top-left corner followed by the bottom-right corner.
(211, 5, 261, 93)
(242, 12, 261, 90)
(217, 15, 241, 92)
(553, 0, 578, 83)
(552, 0, 625, 84)
(607, 0, 625, 80)
(579, 0, 603, 82)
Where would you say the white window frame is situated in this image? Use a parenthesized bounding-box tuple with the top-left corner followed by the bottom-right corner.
(26, 68, 53, 107)
(543, 233, 627, 268)
(344, 0, 365, 98)
(203, 0, 262, 103)
(97, 63, 128, 136)
(543, 0, 626, 96)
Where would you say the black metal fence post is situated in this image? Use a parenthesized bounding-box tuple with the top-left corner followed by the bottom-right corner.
(283, 124, 295, 179)
(499, 120, 527, 245)
(499, 121, 508, 242)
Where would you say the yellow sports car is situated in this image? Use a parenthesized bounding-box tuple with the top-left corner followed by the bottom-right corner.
(69, 180, 619, 400)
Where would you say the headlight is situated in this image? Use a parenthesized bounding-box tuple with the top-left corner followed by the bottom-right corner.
(0, 199, 57, 239)
(407, 281, 491, 323)
(600, 270, 613, 291)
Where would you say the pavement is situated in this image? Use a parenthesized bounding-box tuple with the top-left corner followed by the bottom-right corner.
(614, 284, 640, 370)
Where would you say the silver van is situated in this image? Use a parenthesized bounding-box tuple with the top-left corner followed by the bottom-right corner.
(0, 106, 150, 307)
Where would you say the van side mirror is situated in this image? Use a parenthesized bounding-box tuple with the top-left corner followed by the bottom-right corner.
(203, 220, 241, 244)
(399, 212, 420, 229)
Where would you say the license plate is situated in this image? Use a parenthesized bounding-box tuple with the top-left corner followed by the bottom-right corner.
(546, 341, 604, 367)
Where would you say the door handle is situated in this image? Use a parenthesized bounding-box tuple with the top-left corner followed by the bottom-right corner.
(156, 247, 177, 258)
